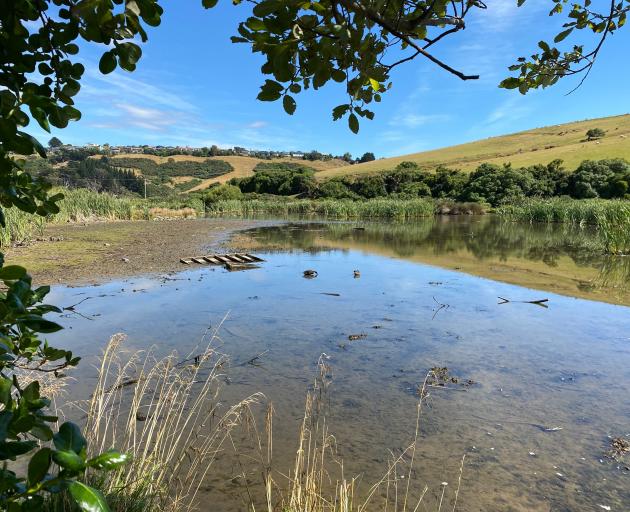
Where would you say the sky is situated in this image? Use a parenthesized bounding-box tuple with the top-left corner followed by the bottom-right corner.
(34, 0, 630, 159)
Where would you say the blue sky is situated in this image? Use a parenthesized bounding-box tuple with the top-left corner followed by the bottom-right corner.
(36, 0, 630, 159)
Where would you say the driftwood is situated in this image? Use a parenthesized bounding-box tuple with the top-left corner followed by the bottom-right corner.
(432, 296, 450, 319)
(498, 296, 549, 308)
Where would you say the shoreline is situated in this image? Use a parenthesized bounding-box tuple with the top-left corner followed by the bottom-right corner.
(4, 218, 282, 286)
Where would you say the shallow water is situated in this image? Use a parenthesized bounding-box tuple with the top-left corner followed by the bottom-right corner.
(46, 218, 630, 511)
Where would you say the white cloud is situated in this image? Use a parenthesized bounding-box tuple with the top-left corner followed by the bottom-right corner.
(484, 96, 533, 126)
(390, 113, 451, 128)
(115, 103, 179, 131)
(82, 68, 196, 112)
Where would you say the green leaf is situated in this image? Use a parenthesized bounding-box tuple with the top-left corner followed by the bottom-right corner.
(282, 95, 296, 115)
(0, 266, 27, 280)
(554, 28, 574, 42)
(53, 449, 85, 471)
(0, 380, 12, 410)
(16, 132, 47, 158)
(201, 0, 219, 7)
(257, 80, 284, 102)
(253, 0, 281, 17)
(0, 411, 13, 441)
(53, 422, 86, 454)
(331, 69, 346, 83)
(69, 481, 111, 512)
(499, 77, 521, 90)
(332, 104, 350, 121)
(28, 448, 52, 487)
(87, 450, 129, 470)
(99, 52, 117, 74)
(18, 315, 63, 334)
(0, 440, 37, 460)
(348, 113, 359, 134)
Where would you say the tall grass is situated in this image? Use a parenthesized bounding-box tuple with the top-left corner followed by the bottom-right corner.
(48, 335, 464, 512)
(206, 198, 436, 220)
(265, 360, 465, 512)
(0, 188, 205, 247)
(497, 198, 630, 254)
(48, 324, 261, 512)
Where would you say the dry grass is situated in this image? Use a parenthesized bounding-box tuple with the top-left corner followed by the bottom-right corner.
(146, 207, 198, 219)
(259, 362, 465, 512)
(54, 324, 263, 512)
(52, 332, 463, 512)
(318, 113, 630, 178)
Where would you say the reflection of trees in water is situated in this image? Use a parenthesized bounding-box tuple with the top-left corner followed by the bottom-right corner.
(245, 218, 630, 289)
(591, 256, 630, 290)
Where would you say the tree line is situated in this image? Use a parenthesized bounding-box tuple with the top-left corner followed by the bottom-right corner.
(210, 159, 630, 207)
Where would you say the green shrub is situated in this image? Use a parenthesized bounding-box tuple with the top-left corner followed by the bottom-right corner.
(203, 184, 243, 203)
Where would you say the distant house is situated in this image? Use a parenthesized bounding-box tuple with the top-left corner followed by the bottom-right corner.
(234, 146, 250, 156)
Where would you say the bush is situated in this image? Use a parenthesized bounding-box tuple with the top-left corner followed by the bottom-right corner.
(203, 184, 243, 203)
(358, 152, 375, 163)
(235, 163, 317, 196)
(567, 159, 629, 198)
(460, 163, 534, 206)
(353, 175, 387, 198)
(526, 159, 568, 197)
(586, 128, 606, 140)
(315, 179, 358, 199)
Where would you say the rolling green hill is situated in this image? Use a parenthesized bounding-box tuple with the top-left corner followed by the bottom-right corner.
(318, 114, 630, 179)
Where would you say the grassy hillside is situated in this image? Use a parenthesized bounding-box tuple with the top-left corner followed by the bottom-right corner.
(107, 153, 349, 192)
(318, 114, 630, 179)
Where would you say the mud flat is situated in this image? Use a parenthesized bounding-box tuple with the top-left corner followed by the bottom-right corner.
(5, 218, 281, 285)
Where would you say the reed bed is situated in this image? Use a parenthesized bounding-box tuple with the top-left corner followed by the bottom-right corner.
(206, 198, 436, 220)
(0, 188, 204, 247)
(497, 198, 630, 254)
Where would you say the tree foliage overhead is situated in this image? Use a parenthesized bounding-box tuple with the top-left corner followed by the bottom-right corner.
(202, 0, 629, 131)
(501, 0, 629, 94)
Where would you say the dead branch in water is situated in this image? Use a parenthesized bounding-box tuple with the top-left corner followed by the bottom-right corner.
(498, 296, 549, 308)
(432, 296, 450, 319)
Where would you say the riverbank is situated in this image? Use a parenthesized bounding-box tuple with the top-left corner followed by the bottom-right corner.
(4, 218, 275, 285)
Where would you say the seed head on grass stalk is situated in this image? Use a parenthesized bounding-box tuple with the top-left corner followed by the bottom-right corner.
(60, 315, 263, 512)
(248, 362, 466, 512)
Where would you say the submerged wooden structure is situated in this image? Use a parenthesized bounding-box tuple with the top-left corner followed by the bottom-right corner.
(180, 253, 264, 270)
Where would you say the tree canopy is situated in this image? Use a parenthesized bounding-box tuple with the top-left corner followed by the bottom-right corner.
(208, 0, 629, 131)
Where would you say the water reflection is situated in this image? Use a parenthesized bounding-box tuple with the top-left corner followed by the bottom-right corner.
(238, 216, 630, 306)
(46, 219, 630, 511)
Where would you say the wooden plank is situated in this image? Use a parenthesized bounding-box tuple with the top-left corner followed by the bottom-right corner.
(235, 254, 255, 262)
(192, 258, 208, 265)
(213, 255, 231, 263)
(203, 256, 222, 265)
(225, 262, 258, 271)
(245, 254, 265, 262)
(225, 254, 245, 262)
(180, 258, 193, 265)
(228, 254, 250, 263)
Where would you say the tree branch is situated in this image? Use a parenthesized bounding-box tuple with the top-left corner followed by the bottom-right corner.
(338, 0, 478, 80)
